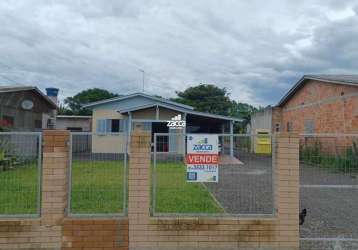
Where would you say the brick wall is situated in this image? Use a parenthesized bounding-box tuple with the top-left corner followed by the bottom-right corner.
(279, 80, 358, 134)
(0, 130, 299, 250)
(62, 218, 128, 250)
(0, 130, 70, 250)
(128, 132, 299, 250)
(0, 130, 129, 250)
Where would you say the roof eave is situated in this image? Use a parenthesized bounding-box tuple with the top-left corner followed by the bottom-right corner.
(0, 86, 57, 109)
(119, 103, 242, 122)
(83, 92, 194, 110)
(277, 75, 358, 107)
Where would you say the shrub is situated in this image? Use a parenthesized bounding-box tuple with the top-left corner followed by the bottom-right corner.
(300, 139, 358, 173)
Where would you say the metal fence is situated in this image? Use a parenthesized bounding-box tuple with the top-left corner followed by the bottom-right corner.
(299, 134, 358, 250)
(151, 133, 274, 217)
(0, 132, 42, 217)
(68, 132, 128, 216)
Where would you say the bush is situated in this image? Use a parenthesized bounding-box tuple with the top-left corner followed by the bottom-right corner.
(0, 138, 23, 170)
(300, 139, 358, 173)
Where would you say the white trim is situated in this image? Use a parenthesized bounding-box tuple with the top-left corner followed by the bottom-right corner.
(156, 105, 159, 120)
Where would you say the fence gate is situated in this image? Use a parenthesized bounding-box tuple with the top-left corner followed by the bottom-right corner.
(151, 133, 275, 217)
(299, 134, 358, 250)
(68, 132, 128, 216)
(0, 132, 42, 217)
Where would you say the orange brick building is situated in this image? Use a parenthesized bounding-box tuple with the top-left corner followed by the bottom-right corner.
(273, 75, 358, 134)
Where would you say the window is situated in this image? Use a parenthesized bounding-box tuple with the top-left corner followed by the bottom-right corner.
(304, 119, 314, 134)
(275, 123, 280, 132)
(97, 119, 107, 134)
(111, 119, 120, 132)
(96, 119, 126, 134)
(0, 115, 14, 127)
(286, 121, 293, 132)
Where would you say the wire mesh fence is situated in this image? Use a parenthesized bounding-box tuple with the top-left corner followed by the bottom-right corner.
(151, 133, 274, 216)
(0, 132, 41, 217)
(299, 134, 358, 250)
(69, 132, 128, 216)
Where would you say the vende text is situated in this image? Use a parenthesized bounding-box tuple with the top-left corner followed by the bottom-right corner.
(186, 154, 219, 164)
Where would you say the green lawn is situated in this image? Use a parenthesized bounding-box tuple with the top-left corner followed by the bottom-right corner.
(0, 162, 38, 215)
(154, 162, 223, 214)
(70, 160, 125, 214)
(0, 160, 222, 215)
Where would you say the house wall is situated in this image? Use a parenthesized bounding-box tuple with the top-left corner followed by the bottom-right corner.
(91, 108, 127, 153)
(0, 91, 54, 131)
(131, 107, 182, 121)
(91, 105, 184, 153)
(132, 107, 156, 120)
(249, 108, 272, 134)
(159, 107, 181, 120)
(56, 117, 92, 131)
(279, 80, 358, 134)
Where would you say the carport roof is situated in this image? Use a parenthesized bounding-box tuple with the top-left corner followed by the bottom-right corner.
(118, 102, 242, 122)
(277, 74, 358, 107)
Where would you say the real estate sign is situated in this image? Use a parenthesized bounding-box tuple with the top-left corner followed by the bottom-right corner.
(186, 134, 219, 182)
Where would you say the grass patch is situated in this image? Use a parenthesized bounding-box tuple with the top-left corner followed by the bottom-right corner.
(0, 163, 38, 215)
(0, 160, 222, 215)
(70, 160, 125, 214)
(154, 162, 223, 214)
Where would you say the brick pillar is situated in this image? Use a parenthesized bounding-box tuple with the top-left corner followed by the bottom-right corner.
(275, 133, 300, 249)
(128, 131, 151, 249)
(42, 130, 70, 226)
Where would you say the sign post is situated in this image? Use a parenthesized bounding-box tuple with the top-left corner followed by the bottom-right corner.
(186, 134, 219, 182)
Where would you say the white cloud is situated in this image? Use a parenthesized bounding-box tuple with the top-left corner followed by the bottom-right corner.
(0, 0, 357, 106)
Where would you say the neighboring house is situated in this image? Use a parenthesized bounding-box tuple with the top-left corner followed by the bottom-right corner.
(56, 115, 92, 132)
(84, 92, 242, 154)
(0, 86, 57, 131)
(276, 75, 358, 134)
(248, 107, 273, 134)
(251, 75, 358, 135)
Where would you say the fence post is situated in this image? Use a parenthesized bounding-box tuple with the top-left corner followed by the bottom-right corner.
(128, 131, 151, 248)
(42, 130, 70, 225)
(275, 133, 300, 249)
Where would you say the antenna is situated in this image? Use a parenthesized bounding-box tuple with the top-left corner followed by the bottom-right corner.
(139, 69, 145, 92)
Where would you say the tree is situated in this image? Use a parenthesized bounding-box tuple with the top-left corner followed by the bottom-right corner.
(231, 102, 262, 132)
(171, 83, 262, 133)
(57, 104, 73, 115)
(63, 88, 118, 115)
(171, 84, 233, 116)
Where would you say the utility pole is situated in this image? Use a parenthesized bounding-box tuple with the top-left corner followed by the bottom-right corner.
(139, 69, 145, 92)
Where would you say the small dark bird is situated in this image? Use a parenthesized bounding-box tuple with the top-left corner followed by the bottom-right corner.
(299, 208, 307, 225)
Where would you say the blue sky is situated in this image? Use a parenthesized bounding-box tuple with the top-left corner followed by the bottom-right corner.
(0, 0, 357, 107)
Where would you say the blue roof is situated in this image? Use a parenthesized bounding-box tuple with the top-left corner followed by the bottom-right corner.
(83, 92, 194, 110)
(84, 92, 242, 122)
